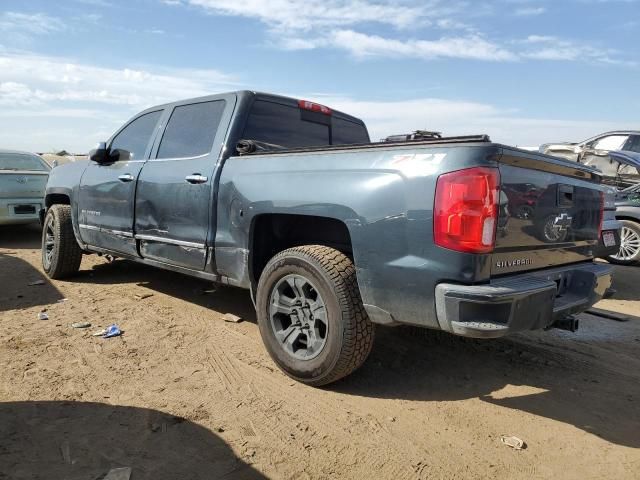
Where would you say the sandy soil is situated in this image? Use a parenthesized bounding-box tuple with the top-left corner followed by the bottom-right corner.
(1, 224, 639, 479)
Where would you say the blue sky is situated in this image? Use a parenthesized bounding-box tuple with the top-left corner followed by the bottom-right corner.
(0, 0, 638, 152)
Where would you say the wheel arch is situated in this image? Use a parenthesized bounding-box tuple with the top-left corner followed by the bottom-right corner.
(248, 213, 354, 290)
(615, 215, 640, 224)
(44, 189, 85, 250)
(45, 192, 71, 208)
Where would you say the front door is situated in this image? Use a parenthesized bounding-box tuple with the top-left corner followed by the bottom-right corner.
(134, 97, 231, 270)
(77, 109, 163, 256)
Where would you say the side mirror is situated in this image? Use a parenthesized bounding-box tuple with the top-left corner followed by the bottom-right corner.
(89, 142, 110, 164)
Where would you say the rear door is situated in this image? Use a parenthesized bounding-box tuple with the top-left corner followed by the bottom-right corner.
(134, 94, 234, 270)
(78, 110, 163, 256)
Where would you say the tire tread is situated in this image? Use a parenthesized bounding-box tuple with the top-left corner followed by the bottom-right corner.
(261, 245, 374, 386)
(44, 205, 82, 279)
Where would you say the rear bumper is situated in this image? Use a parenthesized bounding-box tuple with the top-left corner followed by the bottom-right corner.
(0, 198, 44, 225)
(435, 262, 613, 338)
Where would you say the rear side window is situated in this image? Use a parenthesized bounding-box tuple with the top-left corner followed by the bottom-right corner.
(157, 100, 226, 159)
(332, 117, 369, 145)
(242, 100, 369, 149)
(0, 153, 49, 171)
(110, 110, 162, 161)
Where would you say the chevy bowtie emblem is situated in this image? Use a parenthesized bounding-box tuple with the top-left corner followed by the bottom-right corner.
(15, 176, 28, 184)
(553, 213, 573, 229)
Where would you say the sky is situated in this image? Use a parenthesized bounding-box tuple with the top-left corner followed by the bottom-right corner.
(0, 0, 638, 152)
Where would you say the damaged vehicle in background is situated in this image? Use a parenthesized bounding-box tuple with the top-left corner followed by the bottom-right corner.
(0, 149, 50, 226)
(539, 130, 640, 189)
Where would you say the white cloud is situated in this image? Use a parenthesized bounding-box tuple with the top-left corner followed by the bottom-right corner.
(328, 30, 517, 61)
(0, 52, 238, 152)
(188, 0, 433, 30)
(0, 11, 66, 35)
(514, 7, 546, 15)
(0, 50, 631, 153)
(520, 35, 635, 65)
(312, 94, 636, 147)
(0, 52, 237, 107)
(175, 0, 635, 66)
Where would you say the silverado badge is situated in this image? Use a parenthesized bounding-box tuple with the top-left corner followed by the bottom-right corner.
(495, 258, 534, 269)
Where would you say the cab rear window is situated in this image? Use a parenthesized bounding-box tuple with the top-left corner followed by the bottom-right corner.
(242, 100, 369, 149)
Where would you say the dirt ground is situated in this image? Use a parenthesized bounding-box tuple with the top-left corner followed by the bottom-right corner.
(1, 224, 639, 480)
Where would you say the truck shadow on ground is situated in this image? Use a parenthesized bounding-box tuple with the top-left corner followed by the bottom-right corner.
(0, 401, 266, 479)
(73, 258, 640, 449)
(336, 325, 640, 449)
(75, 258, 257, 322)
(0, 253, 64, 312)
(607, 264, 640, 301)
(0, 224, 42, 250)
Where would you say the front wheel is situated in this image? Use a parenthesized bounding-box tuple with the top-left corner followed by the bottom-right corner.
(42, 205, 83, 279)
(256, 245, 374, 386)
(607, 220, 640, 265)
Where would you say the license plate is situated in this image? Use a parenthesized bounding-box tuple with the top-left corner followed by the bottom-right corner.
(14, 205, 36, 215)
(602, 231, 616, 247)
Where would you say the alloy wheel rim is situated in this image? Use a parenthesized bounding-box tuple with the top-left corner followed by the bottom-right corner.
(44, 218, 55, 267)
(268, 274, 328, 361)
(612, 226, 640, 261)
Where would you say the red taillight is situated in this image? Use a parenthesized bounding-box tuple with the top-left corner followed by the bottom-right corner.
(298, 99, 332, 115)
(434, 167, 500, 254)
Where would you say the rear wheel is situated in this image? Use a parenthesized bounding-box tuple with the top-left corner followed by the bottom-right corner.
(256, 245, 374, 386)
(608, 220, 640, 265)
(42, 205, 83, 279)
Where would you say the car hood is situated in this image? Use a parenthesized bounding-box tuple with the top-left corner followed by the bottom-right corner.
(538, 142, 579, 152)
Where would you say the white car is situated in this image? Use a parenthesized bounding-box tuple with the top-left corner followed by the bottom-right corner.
(0, 149, 51, 225)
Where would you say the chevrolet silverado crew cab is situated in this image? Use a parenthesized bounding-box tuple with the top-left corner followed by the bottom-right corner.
(42, 91, 613, 386)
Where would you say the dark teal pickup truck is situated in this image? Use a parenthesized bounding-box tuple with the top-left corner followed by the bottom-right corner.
(42, 91, 613, 385)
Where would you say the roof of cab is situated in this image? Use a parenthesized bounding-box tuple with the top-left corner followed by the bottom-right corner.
(141, 90, 366, 126)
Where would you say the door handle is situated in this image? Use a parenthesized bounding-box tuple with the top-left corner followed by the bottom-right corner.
(185, 174, 208, 184)
(118, 174, 134, 182)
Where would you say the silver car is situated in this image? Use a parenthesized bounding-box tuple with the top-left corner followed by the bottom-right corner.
(0, 149, 51, 225)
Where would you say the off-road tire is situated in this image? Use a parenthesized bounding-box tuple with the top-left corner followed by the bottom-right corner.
(607, 220, 640, 266)
(42, 205, 83, 279)
(256, 245, 374, 386)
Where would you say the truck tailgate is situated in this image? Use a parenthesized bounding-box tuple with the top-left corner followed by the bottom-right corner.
(493, 150, 603, 276)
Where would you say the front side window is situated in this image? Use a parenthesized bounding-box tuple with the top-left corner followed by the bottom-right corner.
(156, 100, 226, 159)
(110, 110, 162, 161)
(0, 153, 49, 171)
(592, 135, 629, 151)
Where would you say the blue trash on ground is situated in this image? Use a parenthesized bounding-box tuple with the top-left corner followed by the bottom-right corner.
(103, 324, 122, 338)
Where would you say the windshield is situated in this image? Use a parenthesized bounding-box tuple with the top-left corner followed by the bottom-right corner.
(0, 153, 49, 171)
